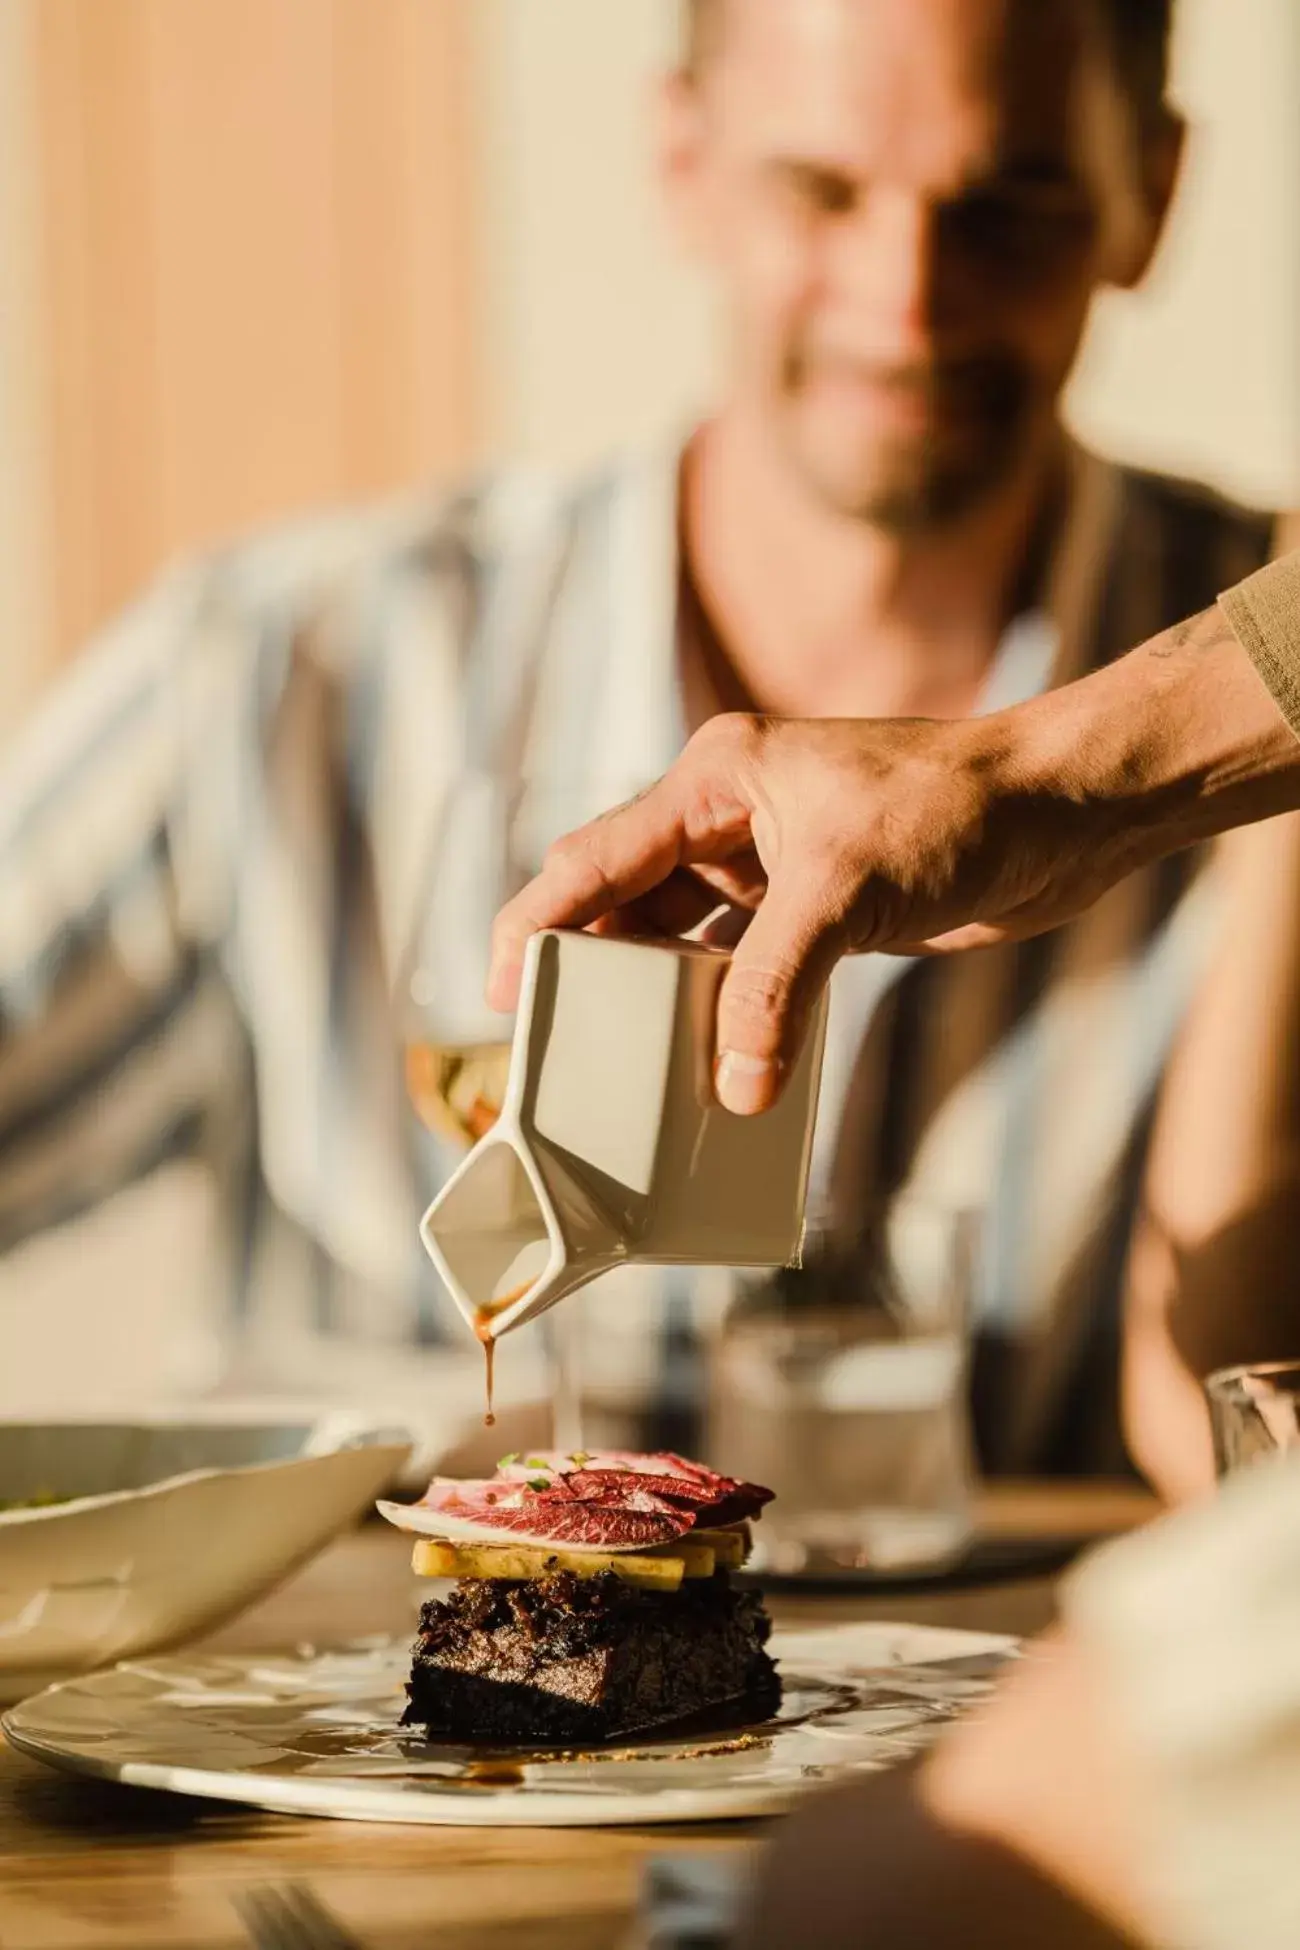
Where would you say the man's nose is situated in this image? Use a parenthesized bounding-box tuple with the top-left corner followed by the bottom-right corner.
(825, 187, 942, 357)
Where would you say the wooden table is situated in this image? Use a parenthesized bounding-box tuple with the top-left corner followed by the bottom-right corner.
(0, 1484, 1156, 1950)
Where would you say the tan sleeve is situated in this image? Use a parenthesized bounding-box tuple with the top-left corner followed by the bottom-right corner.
(1220, 548, 1300, 738)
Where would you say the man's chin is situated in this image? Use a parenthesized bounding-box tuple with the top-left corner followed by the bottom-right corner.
(784, 431, 1026, 532)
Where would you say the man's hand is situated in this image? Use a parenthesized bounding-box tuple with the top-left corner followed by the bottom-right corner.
(492, 714, 1141, 1113)
(490, 604, 1296, 1114)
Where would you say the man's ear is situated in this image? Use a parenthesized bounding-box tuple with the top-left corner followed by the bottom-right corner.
(1112, 109, 1186, 290)
(655, 69, 716, 255)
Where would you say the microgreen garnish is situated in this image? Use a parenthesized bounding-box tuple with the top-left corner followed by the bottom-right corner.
(496, 1453, 519, 1468)
(567, 1452, 591, 1466)
(526, 1477, 550, 1492)
(524, 1457, 550, 1470)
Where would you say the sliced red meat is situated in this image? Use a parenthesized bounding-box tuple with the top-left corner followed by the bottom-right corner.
(536, 1470, 692, 1509)
(699, 1482, 774, 1526)
(642, 1452, 736, 1486)
(417, 1481, 691, 1548)
(586, 1453, 774, 1522)
(471, 1500, 686, 1548)
(540, 1467, 772, 1526)
(414, 1451, 772, 1550)
(496, 1450, 725, 1487)
(419, 1478, 518, 1512)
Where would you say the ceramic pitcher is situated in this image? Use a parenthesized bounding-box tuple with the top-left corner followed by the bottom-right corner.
(420, 929, 827, 1338)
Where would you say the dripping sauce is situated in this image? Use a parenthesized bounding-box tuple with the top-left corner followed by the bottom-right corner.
(473, 1282, 537, 1427)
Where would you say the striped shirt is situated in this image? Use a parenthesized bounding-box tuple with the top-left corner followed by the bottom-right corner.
(0, 439, 1273, 1468)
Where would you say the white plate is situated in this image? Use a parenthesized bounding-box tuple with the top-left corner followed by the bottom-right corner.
(1, 1622, 1016, 1826)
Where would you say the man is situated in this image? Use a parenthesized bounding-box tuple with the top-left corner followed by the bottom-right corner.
(0, 0, 1286, 1480)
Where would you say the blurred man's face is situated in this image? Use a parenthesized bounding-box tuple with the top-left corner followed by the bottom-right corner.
(663, 0, 1171, 528)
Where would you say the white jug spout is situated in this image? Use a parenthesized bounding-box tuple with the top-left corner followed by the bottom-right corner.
(420, 1126, 624, 1338)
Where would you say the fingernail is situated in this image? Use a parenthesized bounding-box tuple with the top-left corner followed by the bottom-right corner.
(715, 1050, 778, 1115)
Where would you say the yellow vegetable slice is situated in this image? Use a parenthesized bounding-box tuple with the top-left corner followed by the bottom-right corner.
(409, 1539, 718, 1588)
(681, 1526, 750, 1569)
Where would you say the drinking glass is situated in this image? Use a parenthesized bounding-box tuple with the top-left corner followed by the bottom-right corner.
(1205, 1360, 1300, 1477)
(707, 1200, 978, 1575)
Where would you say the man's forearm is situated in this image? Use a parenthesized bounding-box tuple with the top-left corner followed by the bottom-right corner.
(1009, 602, 1300, 870)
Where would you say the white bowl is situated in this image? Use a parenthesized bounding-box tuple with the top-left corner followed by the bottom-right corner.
(0, 1415, 410, 1702)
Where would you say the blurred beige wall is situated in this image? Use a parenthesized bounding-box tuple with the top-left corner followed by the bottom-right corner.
(473, 0, 1300, 507)
(471, 0, 716, 467)
(1068, 0, 1300, 506)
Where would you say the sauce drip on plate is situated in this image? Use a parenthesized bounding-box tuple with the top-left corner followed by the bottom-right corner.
(461, 1758, 526, 1788)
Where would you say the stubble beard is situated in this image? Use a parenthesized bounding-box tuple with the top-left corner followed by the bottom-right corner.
(779, 409, 1036, 533)
(776, 350, 1040, 533)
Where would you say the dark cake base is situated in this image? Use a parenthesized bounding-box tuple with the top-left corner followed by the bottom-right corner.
(403, 1568, 780, 1744)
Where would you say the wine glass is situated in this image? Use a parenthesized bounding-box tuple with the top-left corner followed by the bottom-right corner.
(398, 773, 619, 1449)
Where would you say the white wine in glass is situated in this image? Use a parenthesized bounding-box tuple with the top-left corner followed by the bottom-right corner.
(404, 1039, 512, 1149)
(399, 774, 597, 1446)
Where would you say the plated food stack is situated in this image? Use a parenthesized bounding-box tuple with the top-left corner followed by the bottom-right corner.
(378, 1451, 778, 1743)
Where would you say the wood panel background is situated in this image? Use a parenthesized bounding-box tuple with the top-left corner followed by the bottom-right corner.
(28, 0, 479, 668)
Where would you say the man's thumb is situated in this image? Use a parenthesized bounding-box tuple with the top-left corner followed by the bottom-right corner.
(713, 887, 837, 1116)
